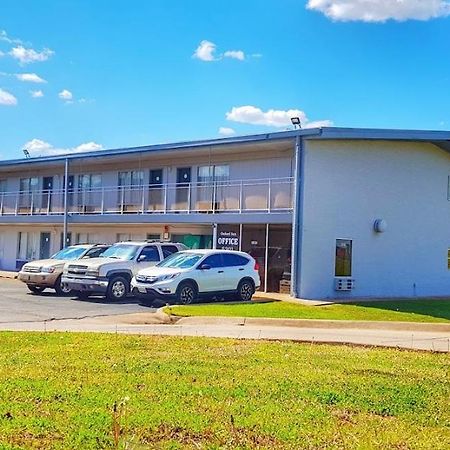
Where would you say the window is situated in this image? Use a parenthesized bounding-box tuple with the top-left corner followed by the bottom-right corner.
(138, 246, 160, 262)
(202, 254, 223, 268)
(119, 171, 144, 206)
(78, 174, 102, 208)
(197, 165, 230, 183)
(84, 247, 108, 258)
(19, 177, 39, 207)
(161, 245, 179, 258)
(0, 180, 7, 193)
(17, 232, 38, 260)
(335, 239, 352, 277)
(222, 253, 249, 267)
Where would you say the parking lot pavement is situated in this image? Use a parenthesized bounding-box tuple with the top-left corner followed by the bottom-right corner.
(0, 278, 155, 324)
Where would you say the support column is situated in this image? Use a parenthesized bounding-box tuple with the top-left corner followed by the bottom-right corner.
(212, 223, 217, 249)
(63, 158, 69, 248)
(291, 135, 304, 298)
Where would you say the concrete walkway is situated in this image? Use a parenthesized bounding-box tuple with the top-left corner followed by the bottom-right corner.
(1, 311, 449, 352)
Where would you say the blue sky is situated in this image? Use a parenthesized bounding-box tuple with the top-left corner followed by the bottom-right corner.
(0, 0, 449, 159)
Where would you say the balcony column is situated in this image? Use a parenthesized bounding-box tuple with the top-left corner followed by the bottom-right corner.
(291, 134, 304, 299)
(63, 158, 69, 248)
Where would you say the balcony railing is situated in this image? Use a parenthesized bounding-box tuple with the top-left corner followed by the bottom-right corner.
(0, 177, 294, 217)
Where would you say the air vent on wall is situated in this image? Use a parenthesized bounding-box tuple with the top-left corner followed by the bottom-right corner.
(334, 278, 355, 291)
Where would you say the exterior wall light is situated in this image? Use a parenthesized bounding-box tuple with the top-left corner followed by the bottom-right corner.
(374, 219, 387, 233)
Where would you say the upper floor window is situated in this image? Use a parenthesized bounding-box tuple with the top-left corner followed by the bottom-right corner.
(20, 177, 39, 193)
(0, 180, 6, 193)
(78, 174, 102, 190)
(118, 171, 144, 188)
(198, 165, 229, 184)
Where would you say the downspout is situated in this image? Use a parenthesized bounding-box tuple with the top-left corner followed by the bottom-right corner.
(63, 158, 69, 248)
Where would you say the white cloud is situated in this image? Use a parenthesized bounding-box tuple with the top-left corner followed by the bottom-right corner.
(9, 45, 54, 64)
(23, 139, 103, 156)
(193, 40, 217, 61)
(16, 73, 46, 83)
(0, 50, 4, 57)
(219, 127, 236, 136)
(0, 30, 22, 45)
(223, 50, 245, 61)
(306, 0, 450, 22)
(58, 89, 73, 101)
(30, 90, 44, 98)
(0, 88, 17, 106)
(226, 105, 333, 128)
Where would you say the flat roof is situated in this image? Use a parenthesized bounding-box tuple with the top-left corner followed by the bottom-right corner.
(1, 126, 449, 168)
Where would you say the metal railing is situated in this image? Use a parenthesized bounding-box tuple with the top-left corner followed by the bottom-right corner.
(0, 177, 294, 216)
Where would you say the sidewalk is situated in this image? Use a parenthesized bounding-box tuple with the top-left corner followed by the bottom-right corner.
(1, 311, 449, 352)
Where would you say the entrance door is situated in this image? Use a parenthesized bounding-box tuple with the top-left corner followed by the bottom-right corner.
(42, 177, 53, 212)
(40, 232, 51, 259)
(149, 169, 163, 211)
(176, 167, 191, 210)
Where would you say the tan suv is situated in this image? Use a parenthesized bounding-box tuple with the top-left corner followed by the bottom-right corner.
(18, 244, 110, 295)
(61, 241, 187, 301)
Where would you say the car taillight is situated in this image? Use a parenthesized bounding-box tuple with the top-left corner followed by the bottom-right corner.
(254, 261, 260, 271)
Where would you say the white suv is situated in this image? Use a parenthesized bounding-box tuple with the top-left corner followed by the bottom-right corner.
(62, 241, 187, 301)
(131, 249, 261, 304)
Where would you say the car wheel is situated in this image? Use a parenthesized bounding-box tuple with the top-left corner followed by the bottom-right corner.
(54, 275, 72, 296)
(75, 291, 91, 300)
(27, 285, 45, 294)
(237, 279, 254, 302)
(107, 276, 129, 301)
(176, 281, 197, 305)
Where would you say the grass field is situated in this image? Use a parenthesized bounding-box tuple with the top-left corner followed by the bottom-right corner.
(0, 333, 448, 449)
(164, 299, 450, 323)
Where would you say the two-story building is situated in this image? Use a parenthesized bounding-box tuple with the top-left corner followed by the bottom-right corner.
(1, 127, 449, 299)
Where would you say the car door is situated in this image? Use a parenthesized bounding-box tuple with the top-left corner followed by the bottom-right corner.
(195, 253, 224, 293)
(135, 245, 161, 274)
(221, 253, 250, 290)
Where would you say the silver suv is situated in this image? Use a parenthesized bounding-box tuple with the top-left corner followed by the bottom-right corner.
(61, 241, 187, 301)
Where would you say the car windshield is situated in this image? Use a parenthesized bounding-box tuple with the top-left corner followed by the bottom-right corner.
(157, 252, 203, 269)
(100, 244, 139, 260)
(51, 246, 88, 260)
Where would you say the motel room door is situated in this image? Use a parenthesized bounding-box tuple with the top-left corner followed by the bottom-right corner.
(39, 232, 51, 259)
(175, 167, 191, 210)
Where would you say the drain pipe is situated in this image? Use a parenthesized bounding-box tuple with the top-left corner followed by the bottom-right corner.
(63, 158, 69, 248)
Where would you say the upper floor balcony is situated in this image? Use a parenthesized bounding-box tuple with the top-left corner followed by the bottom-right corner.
(0, 177, 294, 217)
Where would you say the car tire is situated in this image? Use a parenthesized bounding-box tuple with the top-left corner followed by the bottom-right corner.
(54, 275, 72, 296)
(27, 285, 45, 294)
(176, 281, 197, 305)
(75, 291, 91, 300)
(237, 279, 255, 302)
(106, 276, 129, 301)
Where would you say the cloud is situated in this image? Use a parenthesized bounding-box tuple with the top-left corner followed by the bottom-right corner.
(16, 73, 46, 83)
(193, 40, 253, 62)
(0, 30, 22, 45)
(193, 40, 217, 61)
(23, 139, 104, 156)
(0, 51, 4, 57)
(219, 127, 236, 136)
(226, 105, 333, 128)
(306, 0, 450, 22)
(9, 46, 54, 64)
(223, 50, 245, 61)
(58, 89, 73, 101)
(0, 88, 18, 106)
(30, 90, 44, 98)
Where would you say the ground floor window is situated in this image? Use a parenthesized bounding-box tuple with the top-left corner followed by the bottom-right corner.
(171, 233, 213, 249)
(16, 232, 39, 262)
(335, 239, 352, 277)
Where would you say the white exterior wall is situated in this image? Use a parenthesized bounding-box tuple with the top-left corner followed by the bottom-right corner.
(299, 140, 450, 299)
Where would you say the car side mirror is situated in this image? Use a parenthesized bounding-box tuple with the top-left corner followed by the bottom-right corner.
(137, 255, 147, 262)
(199, 264, 211, 270)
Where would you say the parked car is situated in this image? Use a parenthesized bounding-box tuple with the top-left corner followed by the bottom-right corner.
(61, 241, 187, 301)
(18, 244, 110, 295)
(131, 249, 261, 304)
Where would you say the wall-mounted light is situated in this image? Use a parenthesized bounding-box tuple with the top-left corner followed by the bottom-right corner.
(23, 149, 30, 158)
(374, 219, 387, 233)
(291, 117, 301, 129)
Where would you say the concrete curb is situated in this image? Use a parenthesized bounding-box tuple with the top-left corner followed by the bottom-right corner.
(0, 271, 18, 279)
(174, 316, 450, 332)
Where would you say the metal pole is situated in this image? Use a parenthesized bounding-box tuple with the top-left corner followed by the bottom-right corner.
(264, 223, 269, 293)
(290, 135, 303, 298)
(212, 223, 217, 249)
(63, 158, 69, 248)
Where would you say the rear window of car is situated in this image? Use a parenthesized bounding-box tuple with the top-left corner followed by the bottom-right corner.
(222, 254, 249, 267)
(161, 245, 180, 258)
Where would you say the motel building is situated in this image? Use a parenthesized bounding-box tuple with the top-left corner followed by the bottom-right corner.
(0, 127, 449, 299)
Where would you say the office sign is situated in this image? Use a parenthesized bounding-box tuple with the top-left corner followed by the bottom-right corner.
(216, 230, 239, 250)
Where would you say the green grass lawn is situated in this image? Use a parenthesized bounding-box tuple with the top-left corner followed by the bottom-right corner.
(0, 333, 449, 449)
(164, 299, 450, 323)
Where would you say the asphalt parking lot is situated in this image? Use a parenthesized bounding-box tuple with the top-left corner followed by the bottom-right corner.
(0, 278, 155, 324)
